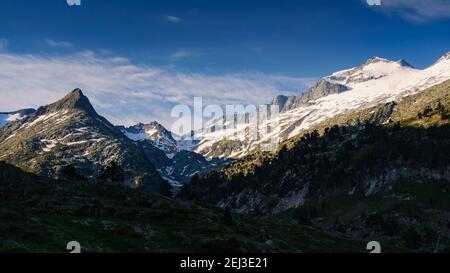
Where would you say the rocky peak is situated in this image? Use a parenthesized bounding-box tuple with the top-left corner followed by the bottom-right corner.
(433, 51, 450, 65)
(37, 88, 98, 116)
(297, 79, 349, 104)
(364, 56, 391, 66)
(271, 95, 291, 111)
(396, 59, 415, 68)
(271, 95, 289, 105)
(145, 122, 175, 142)
(442, 51, 450, 60)
(147, 121, 167, 131)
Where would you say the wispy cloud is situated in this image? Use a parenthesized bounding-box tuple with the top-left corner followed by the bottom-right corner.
(170, 50, 192, 60)
(163, 15, 183, 23)
(46, 39, 73, 48)
(372, 0, 450, 22)
(0, 51, 315, 127)
(170, 49, 209, 60)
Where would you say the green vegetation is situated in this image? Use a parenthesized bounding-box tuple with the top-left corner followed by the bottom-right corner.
(98, 161, 126, 183)
(0, 161, 367, 253)
(2, 82, 450, 253)
(182, 80, 450, 252)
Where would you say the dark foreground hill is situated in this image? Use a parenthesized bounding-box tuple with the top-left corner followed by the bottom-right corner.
(0, 161, 377, 253)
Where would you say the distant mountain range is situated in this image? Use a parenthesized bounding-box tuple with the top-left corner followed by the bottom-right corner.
(185, 79, 450, 213)
(0, 89, 225, 189)
(118, 122, 229, 186)
(194, 53, 450, 158)
(1, 52, 449, 253)
(1, 53, 449, 188)
(0, 89, 167, 191)
(182, 79, 450, 252)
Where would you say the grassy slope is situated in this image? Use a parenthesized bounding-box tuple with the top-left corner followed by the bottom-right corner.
(2, 81, 449, 253)
(0, 162, 365, 253)
(182, 80, 450, 252)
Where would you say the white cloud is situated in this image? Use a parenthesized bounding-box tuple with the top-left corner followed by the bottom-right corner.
(0, 51, 315, 127)
(163, 15, 183, 23)
(170, 50, 192, 59)
(170, 49, 209, 60)
(46, 39, 73, 48)
(375, 0, 450, 22)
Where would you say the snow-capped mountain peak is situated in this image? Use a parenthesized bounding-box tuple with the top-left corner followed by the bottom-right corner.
(193, 52, 450, 159)
(395, 59, 415, 68)
(118, 121, 181, 157)
(364, 56, 413, 68)
(328, 56, 417, 86)
(0, 109, 35, 128)
(145, 121, 175, 141)
(364, 56, 391, 65)
(0, 89, 164, 190)
(432, 51, 450, 67)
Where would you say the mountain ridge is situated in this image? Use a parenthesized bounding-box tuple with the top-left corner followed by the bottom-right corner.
(193, 52, 450, 159)
(118, 121, 181, 157)
(0, 88, 165, 192)
(182, 80, 450, 252)
(0, 108, 35, 128)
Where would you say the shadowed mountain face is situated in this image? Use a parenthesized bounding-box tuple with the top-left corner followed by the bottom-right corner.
(0, 89, 164, 192)
(272, 80, 349, 112)
(38, 89, 98, 116)
(272, 57, 416, 113)
(185, 80, 450, 213)
(195, 54, 450, 159)
(118, 121, 180, 157)
(117, 121, 229, 187)
(0, 161, 370, 253)
(296, 79, 349, 106)
(182, 81, 450, 252)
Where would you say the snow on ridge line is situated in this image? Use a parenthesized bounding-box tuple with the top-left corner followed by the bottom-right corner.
(0, 112, 31, 128)
(194, 54, 450, 158)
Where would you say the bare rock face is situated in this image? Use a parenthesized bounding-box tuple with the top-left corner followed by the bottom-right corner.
(0, 89, 164, 192)
(272, 80, 349, 112)
(271, 95, 297, 112)
(295, 79, 349, 106)
(118, 121, 180, 158)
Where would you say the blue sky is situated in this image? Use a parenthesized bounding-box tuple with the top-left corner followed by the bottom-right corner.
(1, 0, 450, 126)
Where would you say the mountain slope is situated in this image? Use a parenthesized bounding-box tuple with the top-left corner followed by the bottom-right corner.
(139, 141, 230, 187)
(194, 53, 450, 159)
(0, 109, 35, 128)
(182, 80, 450, 252)
(0, 89, 164, 191)
(119, 122, 228, 186)
(185, 79, 450, 209)
(0, 161, 372, 253)
(118, 122, 181, 158)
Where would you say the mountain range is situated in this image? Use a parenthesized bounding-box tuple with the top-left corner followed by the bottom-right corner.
(0, 89, 167, 192)
(182, 78, 450, 252)
(193, 54, 450, 158)
(0, 89, 225, 189)
(1, 52, 449, 252)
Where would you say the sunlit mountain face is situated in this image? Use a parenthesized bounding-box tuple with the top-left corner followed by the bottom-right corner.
(0, 0, 450, 256)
